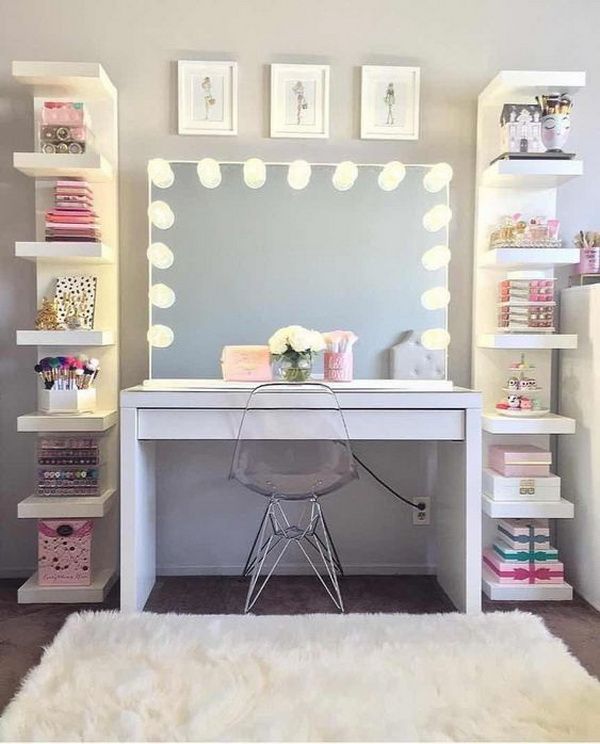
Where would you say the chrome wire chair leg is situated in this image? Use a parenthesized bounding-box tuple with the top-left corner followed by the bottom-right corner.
(241, 505, 270, 577)
(243, 497, 344, 613)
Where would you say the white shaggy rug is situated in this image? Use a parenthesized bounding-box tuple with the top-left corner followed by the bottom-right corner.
(2, 611, 600, 742)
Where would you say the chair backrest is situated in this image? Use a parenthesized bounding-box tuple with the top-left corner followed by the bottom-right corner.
(229, 382, 357, 500)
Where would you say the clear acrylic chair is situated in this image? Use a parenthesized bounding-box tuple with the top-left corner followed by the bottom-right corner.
(229, 381, 358, 612)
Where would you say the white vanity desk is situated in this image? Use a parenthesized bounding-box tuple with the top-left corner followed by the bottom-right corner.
(120, 380, 482, 613)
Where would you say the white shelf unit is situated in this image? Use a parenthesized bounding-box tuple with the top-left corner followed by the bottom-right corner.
(18, 489, 117, 519)
(472, 70, 584, 603)
(482, 494, 574, 519)
(13, 61, 119, 603)
(16, 329, 114, 346)
(15, 241, 114, 265)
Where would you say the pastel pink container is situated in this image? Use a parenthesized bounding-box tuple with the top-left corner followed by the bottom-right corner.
(483, 548, 564, 584)
(488, 444, 551, 477)
(576, 247, 600, 274)
(38, 519, 93, 586)
(324, 352, 353, 382)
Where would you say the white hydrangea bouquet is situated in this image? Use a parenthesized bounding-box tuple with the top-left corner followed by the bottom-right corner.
(268, 325, 325, 382)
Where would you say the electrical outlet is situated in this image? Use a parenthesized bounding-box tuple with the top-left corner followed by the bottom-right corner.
(412, 496, 431, 526)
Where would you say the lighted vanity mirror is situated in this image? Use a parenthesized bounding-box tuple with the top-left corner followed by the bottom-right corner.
(147, 160, 451, 381)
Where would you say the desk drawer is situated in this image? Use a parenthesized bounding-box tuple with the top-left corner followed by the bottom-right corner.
(137, 409, 464, 441)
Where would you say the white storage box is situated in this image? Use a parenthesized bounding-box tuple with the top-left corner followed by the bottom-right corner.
(483, 468, 560, 502)
(39, 388, 96, 414)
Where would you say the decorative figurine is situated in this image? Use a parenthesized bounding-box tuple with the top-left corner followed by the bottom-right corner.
(35, 297, 62, 330)
(495, 354, 549, 417)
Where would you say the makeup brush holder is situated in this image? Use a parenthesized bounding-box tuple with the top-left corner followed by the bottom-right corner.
(324, 351, 353, 382)
(39, 388, 96, 414)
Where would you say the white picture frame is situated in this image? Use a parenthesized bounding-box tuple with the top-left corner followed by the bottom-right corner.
(270, 63, 330, 139)
(361, 65, 420, 140)
(178, 60, 238, 136)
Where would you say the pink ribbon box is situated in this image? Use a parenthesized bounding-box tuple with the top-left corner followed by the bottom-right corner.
(483, 548, 564, 584)
(496, 518, 550, 550)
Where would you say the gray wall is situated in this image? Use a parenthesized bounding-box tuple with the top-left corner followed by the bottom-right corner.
(1, 0, 599, 575)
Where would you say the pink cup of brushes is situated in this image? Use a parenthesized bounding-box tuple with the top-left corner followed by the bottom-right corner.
(323, 331, 358, 382)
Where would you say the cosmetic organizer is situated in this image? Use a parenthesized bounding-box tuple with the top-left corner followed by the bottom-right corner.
(483, 468, 560, 502)
(38, 101, 93, 155)
(38, 387, 96, 414)
(36, 435, 103, 497)
(488, 444, 552, 477)
(497, 275, 556, 333)
(38, 518, 93, 586)
(324, 351, 353, 382)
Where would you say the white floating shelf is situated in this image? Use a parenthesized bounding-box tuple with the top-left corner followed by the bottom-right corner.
(483, 412, 576, 435)
(18, 489, 117, 519)
(480, 70, 586, 105)
(12, 61, 116, 100)
(13, 152, 113, 182)
(16, 330, 114, 346)
(482, 159, 583, 189)
(483, 569, 573, 601)
(18, 568, 116, 604)
(17, 410, 118, 432)
(482, 494, 574, 519)
(478, 333, 578, 350)
(15, 241, 114, 265)
(480, 248, 580, 270)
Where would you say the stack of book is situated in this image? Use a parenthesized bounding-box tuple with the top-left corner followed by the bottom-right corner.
(45, 179, 100, 242)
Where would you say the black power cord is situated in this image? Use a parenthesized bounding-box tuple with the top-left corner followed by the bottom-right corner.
(353, 452, 426, 512)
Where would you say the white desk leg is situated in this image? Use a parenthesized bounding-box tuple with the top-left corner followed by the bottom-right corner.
(120, 406, 156, 612)
(435, 408, 482, 614)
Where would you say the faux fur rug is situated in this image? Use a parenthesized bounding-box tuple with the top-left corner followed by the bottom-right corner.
(2, 611, 600, 742)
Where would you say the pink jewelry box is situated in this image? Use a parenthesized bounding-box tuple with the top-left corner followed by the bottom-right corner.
(38, 518, 93, 586)
(496, 518, 550, 549)
(221, 346, 272, 382)
(488, 444, 551, 477)
(483, 548, 564, 584)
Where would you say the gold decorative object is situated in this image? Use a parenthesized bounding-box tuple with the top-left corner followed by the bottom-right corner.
(35, 297, 62, 330)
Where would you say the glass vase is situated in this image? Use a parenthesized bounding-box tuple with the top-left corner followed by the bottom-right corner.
(273, 352, 313, 383)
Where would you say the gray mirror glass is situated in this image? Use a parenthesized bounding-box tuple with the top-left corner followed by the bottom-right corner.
(149, 162, 449, 380)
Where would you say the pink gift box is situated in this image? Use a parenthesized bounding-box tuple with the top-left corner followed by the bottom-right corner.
(324, 351, 353, 382)
(38, 519, 93, 586)
(483, 548, 564, 584)
(496, 518, 550, 549)
(488, 444, 551, 477)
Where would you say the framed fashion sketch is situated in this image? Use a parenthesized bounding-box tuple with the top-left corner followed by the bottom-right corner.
(270, 63, 330, 138)
(360, 65, 420, 140)
(178, 60, 238, 135)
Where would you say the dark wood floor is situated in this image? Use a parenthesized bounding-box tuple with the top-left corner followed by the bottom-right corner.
(2, 575, 600, 714)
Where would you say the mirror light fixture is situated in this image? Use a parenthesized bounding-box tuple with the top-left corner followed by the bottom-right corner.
(378, 161, 406, 192)
(197, 158, 222, 189)
(421, 328, 451, 350)
(421, 286, 451, 310)
(146, 242, 174, 270)
(147, 324, 174, 348)
(149, 283, 176, 309)
(422, 204, 452, 232)
(244, 158, 266, 189)
(423, 162, 453, 193)
(422, 244, 451, 271)
(287, 160, 312, 190)
(332, 161, 358, 191)
(148, 200, 175, 230)
(147, 158, 174, 189)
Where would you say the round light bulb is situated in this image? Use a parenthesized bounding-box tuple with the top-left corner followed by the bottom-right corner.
(148, 200, 175, 230)
(422, 245, 451, 271)
(332, 161, 358, 191)
(378, 161, 406, 191)
(423, 162, 453, 193)
(421, 328, 451, 350)
(243, 158, 266, 189)
(147, 324, 174, 348)
(147, 242, 174, 270)
(197, 158, 222, 189)
(422, 204, 452, 232)
(287, 160, 311, 190)
(149, 283, 176, 309)
(421, 286, 451, 310)
(147, 158, 174, 189)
